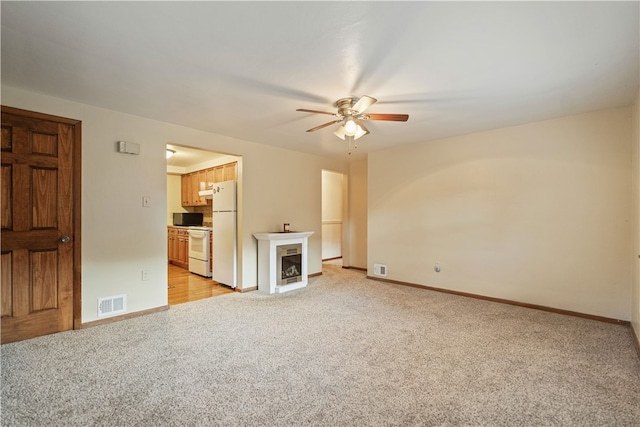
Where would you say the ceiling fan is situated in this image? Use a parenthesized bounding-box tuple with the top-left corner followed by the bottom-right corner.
(296, 95, 409, 154)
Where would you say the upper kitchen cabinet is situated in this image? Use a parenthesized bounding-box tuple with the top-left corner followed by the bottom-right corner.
(206, 168, 215, 190)
(181, 172, 191, 206)
(223, 162, 237, 181)
(181, 162, 237, 207)
(180, 172, 208, 207)
(192, 172, 209, 206)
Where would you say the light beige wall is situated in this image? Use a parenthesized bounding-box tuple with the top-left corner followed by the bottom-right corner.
(632, 92, 640, 340)
(347, 158, 367, 269)
(2, 86, 347, 323)
(369, 108, 633, 320)
(166, 174, 187, 225)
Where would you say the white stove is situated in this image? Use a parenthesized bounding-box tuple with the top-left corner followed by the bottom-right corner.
(188, 227, 212, 277)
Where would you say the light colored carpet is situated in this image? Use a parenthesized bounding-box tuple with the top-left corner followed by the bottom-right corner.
(2, 264, 639, 426)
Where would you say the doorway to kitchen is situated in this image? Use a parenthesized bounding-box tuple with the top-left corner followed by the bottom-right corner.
(166, 144, 241, 305)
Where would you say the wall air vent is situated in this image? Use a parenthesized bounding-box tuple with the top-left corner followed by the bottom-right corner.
(97, 294, 127, 318)
(373, 263, 387, 277)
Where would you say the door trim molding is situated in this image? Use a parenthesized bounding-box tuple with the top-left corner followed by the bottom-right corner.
(2, 106, 83, 330)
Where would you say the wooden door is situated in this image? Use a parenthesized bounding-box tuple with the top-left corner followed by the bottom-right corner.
(1, 106, 81, 344)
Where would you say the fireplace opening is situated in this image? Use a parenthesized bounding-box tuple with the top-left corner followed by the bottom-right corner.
(277, 244, 302, 285)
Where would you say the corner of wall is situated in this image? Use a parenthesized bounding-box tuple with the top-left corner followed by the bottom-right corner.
(347, 158, 368, 269)
(632, 90, 640, 344)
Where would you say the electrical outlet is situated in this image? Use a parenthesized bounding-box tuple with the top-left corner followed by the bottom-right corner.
(435, 262, 441, 273)
(141, 270, 149, 281)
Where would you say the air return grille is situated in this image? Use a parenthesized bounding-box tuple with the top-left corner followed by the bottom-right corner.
(373, 264, 387, 277)
(97, 295, 126, 318)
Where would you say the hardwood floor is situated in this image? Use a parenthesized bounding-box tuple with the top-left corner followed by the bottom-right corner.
(168, 264, 234, 305)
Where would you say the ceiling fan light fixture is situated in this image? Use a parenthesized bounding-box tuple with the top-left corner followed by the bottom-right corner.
(334, 122, 368, 141)
(344, 118, 357, 136)
(354, 124, 368, 140)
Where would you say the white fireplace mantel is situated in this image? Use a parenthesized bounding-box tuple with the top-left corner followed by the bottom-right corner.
(253, 232, 314, 241)
(253, 231, 314, 294)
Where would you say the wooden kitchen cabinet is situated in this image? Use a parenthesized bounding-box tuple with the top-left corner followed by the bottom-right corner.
(177, 229, 189, 267)
(197, 170, 209, 205)
(190, 173, 208, 206)
(168, 227, 178, 261)
(189, 173, 199, 205)
(223, 162, 237, 181)
(211, 162, 236, 184)
(181, 172, 210, 207)
(181, 174, 190, 206)
(180, 161, 237, 207)
(168, 227, 189, 269)
(206, 168, 215, 190)
(214, 166, 224, 183)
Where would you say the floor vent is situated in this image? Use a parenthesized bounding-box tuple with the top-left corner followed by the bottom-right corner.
(373, 264, 387, 277)
(97, 294, 126, 318)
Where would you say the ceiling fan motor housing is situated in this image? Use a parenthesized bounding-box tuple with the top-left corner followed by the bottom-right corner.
(335, 97, 359, 117)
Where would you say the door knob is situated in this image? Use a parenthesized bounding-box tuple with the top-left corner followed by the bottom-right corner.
(59, 235, 71, 243)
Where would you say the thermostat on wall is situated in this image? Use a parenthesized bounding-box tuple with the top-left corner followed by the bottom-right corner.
(116, 140, 140, 155)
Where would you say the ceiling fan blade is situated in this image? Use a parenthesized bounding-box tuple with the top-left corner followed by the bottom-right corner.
(296, 108, 337, 116)
(365, 113, 409, 122)
(352, 95, 377, 114)
(306, 120, 341, 132)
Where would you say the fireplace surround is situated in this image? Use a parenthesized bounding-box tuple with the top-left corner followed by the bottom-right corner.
(254, 231, 314, 294)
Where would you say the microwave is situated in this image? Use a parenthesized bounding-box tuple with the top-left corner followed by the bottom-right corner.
(173, 213, 203, 226)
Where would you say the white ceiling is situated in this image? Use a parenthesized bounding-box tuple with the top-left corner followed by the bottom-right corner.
(2, 2, 638, 161)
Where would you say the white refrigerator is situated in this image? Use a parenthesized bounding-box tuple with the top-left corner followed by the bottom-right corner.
(212, 180, 237, 288)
